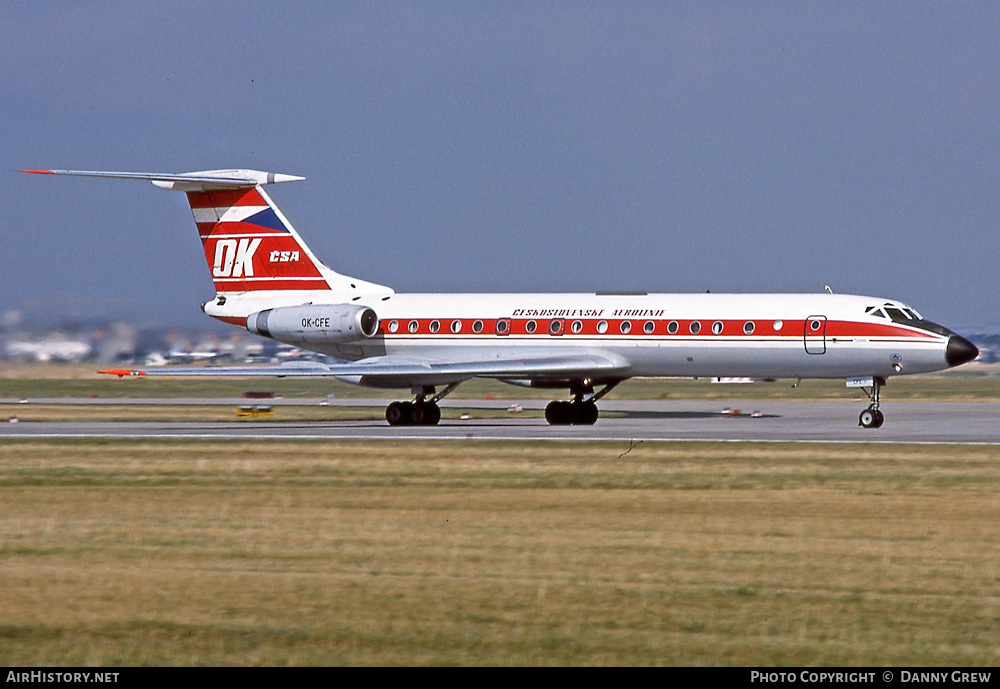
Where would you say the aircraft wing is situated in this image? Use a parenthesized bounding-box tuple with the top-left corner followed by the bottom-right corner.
(101, 353, 630, 387)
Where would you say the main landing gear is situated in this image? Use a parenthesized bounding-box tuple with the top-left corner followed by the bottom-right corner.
(544, 380, 621, 426)
(544, 400, 599, 425)
(858, 376, 886, 429)
(385, 383, 460, 426)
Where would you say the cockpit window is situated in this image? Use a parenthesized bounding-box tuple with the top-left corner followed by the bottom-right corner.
(884, 307, 908, 322)
(880, 306, 952, 336)
(870, 309, 885, 319)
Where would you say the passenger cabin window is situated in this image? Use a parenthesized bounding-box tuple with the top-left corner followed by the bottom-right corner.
(408, 320, 419, 333)
(387, 320, 399, 333)
(451, 320, 462, 333)
(473, 320, 484, 333)
(743, 321, 755, 335)
(711, 321, 723, 335)
(571, 320, 583, 334)
(525, 320, 537, 333)
(644, 320, 655, 334)
(667, 321, 679, 334)
(597, 320, 608, 334)
(690, 321, 701, 334)
(429, 320, 440, 333)
(620, 321, 632, 334)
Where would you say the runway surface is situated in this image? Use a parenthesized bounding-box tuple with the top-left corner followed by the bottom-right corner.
(2, 398, 998, 444)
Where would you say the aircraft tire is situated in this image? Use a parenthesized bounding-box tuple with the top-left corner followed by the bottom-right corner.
(545, 401, 599, 425)
(410, 403, 427, 425)
(578, 401, 599, 425)
(858, 407, 884, 429)
(545, 401, 570, 425)
(410, 402, 441, 426)
(859, 408, 874, 428)
(386, 401, 411, 426)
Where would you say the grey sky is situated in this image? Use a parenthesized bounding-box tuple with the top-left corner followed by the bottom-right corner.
(3, 2, 998, 331)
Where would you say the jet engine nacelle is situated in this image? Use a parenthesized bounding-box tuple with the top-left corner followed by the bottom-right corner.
(247, 304, 379, 345)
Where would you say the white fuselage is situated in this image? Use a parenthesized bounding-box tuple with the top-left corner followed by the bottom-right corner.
(205, 290, 955, 383)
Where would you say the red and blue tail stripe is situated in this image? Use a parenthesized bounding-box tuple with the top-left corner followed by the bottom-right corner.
(187, 187, 332, 293)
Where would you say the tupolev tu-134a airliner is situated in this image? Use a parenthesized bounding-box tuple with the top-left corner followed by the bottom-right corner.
(22, 168, 979, 428)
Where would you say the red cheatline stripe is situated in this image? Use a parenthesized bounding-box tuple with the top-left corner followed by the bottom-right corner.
(19, 169, 56, 174)
(373, 318, 940, 339)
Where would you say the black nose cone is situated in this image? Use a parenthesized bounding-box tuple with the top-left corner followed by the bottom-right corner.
(946, 335, 979, 367)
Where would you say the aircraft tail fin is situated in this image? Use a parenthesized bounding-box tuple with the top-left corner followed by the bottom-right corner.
(20, 169, 392, 298)
(187, 182, 335, 293)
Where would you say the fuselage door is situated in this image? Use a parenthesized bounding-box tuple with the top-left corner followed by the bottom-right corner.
(804, 316, 827, 354)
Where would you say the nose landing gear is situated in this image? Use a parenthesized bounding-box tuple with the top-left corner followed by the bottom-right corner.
(858, 376, 886, 429)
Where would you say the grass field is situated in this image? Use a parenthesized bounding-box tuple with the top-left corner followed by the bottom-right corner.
(1, 438, 998, 666)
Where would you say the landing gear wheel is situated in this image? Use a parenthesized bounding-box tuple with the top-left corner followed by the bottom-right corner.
(544, 380, 620, 426)
(409, 402, 427, 425)
(575, 401, 599, 425)
(545, 400, 599, 425)
(386, 401, 411, 426)
(384, 384, 457, 426)
(410, 402, 441, 426)
(858, 407, 884, 429)
(545, 400, 571, 425)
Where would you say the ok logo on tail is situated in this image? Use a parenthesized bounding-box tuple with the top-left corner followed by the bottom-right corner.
(213, 238, 261, 278)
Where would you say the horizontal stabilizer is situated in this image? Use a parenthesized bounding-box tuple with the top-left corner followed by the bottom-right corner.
(20, 169, 304, 192)
(24, 165, 393, 297)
